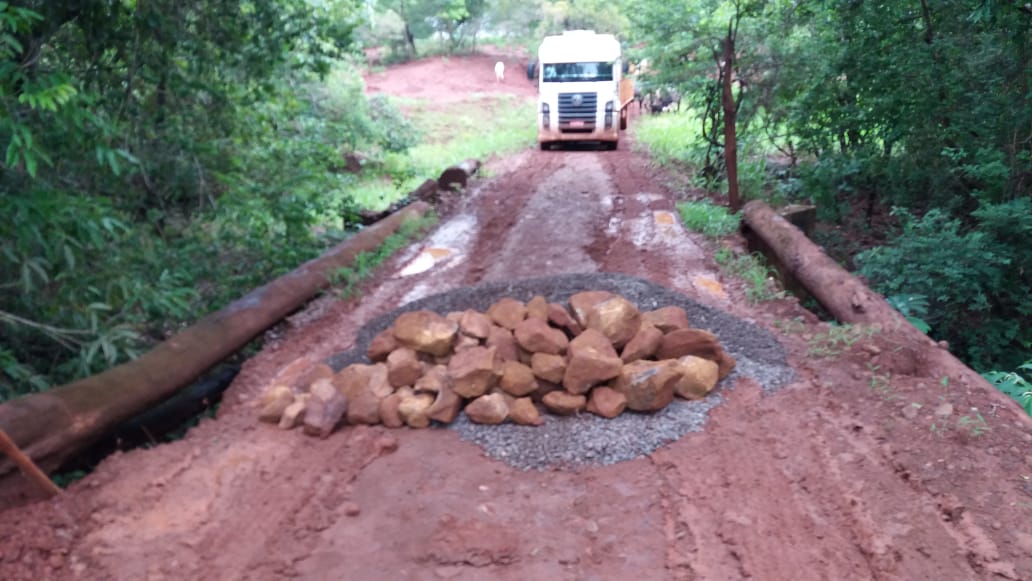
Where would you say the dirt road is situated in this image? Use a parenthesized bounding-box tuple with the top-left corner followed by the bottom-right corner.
(2, 55, 1032, 581)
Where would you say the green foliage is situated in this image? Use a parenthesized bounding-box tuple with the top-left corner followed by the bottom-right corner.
(0, 1, 422, 401)
(331, 213, 437, 297)
(714, 249, 786, 304)
(983, 360, 1032, 417)
(676, 200, 740, 238)
(348, 94, 535, 210)
(885, 294, 931, 334)
(633, 111, 706, 168)
(856, 199, 1032, 370)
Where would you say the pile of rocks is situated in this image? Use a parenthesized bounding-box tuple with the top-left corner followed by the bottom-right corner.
(257, 290, 735, 437)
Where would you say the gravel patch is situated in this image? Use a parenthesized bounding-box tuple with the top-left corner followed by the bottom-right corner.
(327, 272, 794, 469)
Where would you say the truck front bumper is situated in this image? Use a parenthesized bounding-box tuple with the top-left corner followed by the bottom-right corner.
(538, 127, 619, 143)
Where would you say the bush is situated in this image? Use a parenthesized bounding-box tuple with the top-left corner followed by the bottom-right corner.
(856, 199, 1032, 371)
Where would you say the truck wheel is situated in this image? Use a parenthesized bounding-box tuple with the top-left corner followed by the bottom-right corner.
(606, 141, 618, 151)
(620, 109, 628, 130)
(540, 141, 551, 151)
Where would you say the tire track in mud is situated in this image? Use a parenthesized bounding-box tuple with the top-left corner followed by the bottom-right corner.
(464, 149, 611, 284)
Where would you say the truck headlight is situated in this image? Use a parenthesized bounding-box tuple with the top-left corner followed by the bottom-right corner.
(541, 103, 550, 129)
(604, 101, 614, 128)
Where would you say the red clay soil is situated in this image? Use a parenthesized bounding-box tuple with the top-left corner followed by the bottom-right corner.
(3, 56, 1032, 581)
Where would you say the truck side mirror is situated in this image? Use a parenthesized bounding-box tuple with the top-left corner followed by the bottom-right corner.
(622, 61, 630, 74)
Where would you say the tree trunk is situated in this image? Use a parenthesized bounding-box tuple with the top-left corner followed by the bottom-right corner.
(741, 200, 1032, 429)
(721, 21, 741, 212)
(0, 203, 432, 503)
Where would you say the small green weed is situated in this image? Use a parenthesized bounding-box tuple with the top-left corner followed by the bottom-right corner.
(773, 317, 807, 335)
(808, 323, 880, 358)
(677, 201, 741, 238)
(868, 364, 898, 401)
(330, 213, 437, 297)
(715, 250, 787, 304)
(957, 408, 991, 438)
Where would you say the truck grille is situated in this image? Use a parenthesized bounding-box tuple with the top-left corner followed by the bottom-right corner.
(558, 92, 597, 130)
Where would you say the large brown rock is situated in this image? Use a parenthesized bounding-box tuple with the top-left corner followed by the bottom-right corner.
(303, 379, 348, 438)
(347, 388, 382, 425)
(258, 385, 295, 423)
(278, 394, 309, 430)
(569, 328, 619, 358)
(398, 393, 435, 428)
(333, 364, 391, 425)
(298, 364, 336, 390)
(465, 393, 510, 424)
(583, 295, 642, 349)
(717, 350, 737, 379)
(267, 356, 317, 391)
(486, 325, 520, 362)
(427, 385, 463, 424)
(367, 328, 399, 362)
(526, 295, 549, 320)
(393, 310, 458, 356)
(642, 306, 691, 333)
(542, 391, 587, 415)
(487, 298, 527, 330)
(568, 290, 615, 327)
(365, 363, 394, 398)
(499, 360, 538, 397)
(530, 352, 566, 384)
(673, 356, 719, 400)
(513, 317, 569, 355)
(379, 394, 404, 428)
(454, 334, 481, 352)
(547, 303, 583, 336)
(333, 363, 388, 399)
(620, 325, 663, 363)
(563, 329, 623, 395)
(459, 309, 492, 339)
(586, 386, 627, 419)
(509, 397, 543, 426)
(656, 328, 723, 361)
(611, 360, 680, 412)
(387, 347, 423, 388)
(448, 346, 501, 398)
(415, 364, 451, 393)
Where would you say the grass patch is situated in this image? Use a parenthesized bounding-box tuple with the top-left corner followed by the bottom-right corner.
(807, 323, 879, 358)
(330, 212, 438, 297)
(633, 109, 705, 167)
(677, 200, 741, 238)
(348, 94, 537, 211)
(714, 247, 787, 304)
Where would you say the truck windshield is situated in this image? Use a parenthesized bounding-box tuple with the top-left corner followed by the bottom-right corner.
(542, 62, 614, 83)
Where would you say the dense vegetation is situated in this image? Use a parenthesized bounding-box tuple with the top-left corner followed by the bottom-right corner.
(2, 0, 1029, 409)
(628, 0, 1031, 381)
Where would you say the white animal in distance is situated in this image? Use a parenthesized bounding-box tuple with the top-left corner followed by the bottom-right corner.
(494, 61, 505, 82)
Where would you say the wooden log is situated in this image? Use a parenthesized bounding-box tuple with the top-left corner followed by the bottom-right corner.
(741, 200, 1032, 428)
(0, 202, 433, 495)
(437, 159, 481, 191)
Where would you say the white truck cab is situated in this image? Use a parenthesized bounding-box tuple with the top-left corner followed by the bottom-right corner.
(537, 30, 625, 150)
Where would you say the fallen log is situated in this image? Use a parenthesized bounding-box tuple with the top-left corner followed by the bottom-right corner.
(437, 159, 481, 191)
(357, 179, 441, 225)
(741, 200, 1032, 427)
(0, 202, 432, 501)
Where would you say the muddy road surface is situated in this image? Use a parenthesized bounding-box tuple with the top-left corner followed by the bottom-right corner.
(3, 56, 1032, 581)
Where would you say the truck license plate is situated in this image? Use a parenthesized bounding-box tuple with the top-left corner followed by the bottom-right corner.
(570, 120, 585, 127)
